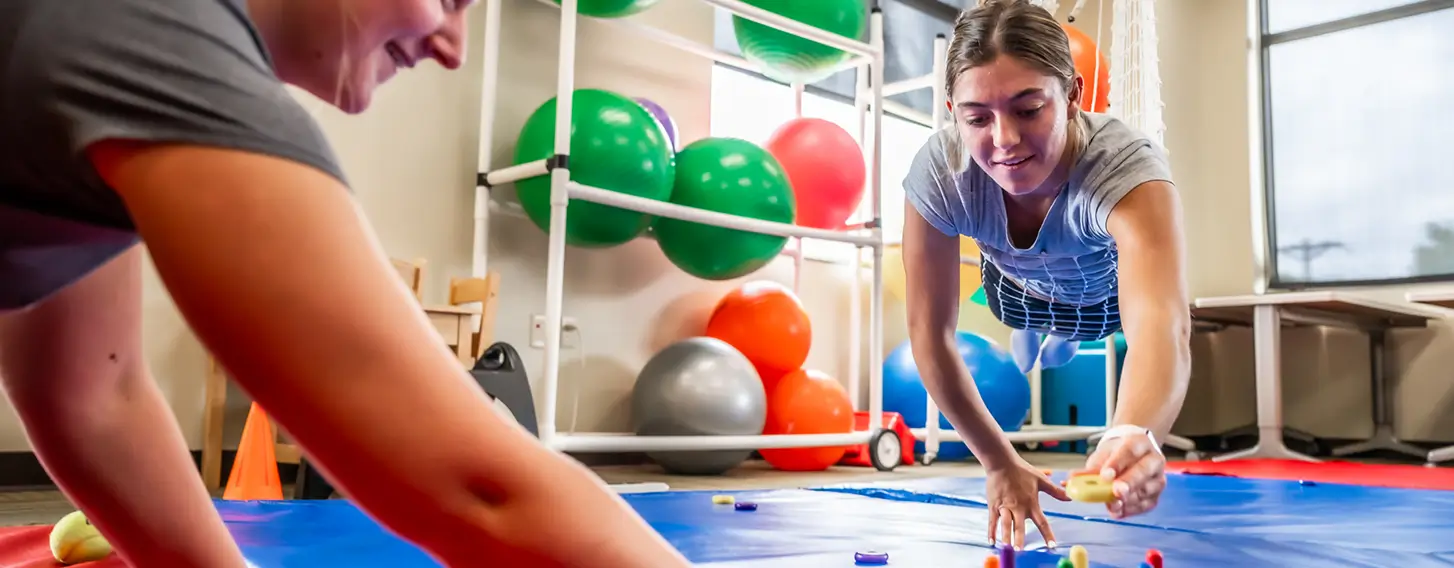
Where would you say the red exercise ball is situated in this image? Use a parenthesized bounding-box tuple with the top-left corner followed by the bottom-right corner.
(763, 118, 867, 230)
(760, 369, 854, 471)
(1063, 24, 1109, 113)
(705, 281, 812, 392)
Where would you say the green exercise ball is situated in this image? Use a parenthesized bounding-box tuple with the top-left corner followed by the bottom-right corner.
(514, 89, 675, 248)
(732, 0, 867, 84)
(553, 0, 659, 18)
(654, 138, 795, 280)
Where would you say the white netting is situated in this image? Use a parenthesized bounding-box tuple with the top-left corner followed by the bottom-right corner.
(1107, 0, 1166, 147)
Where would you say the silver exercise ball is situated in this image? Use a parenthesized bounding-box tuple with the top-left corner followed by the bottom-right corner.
(631, 337, 767, 475)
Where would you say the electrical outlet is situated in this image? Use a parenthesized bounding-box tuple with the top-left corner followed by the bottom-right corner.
(530, 314, 580, 349)
(530, 314, 546, 348)
(561, 317, 579, 349)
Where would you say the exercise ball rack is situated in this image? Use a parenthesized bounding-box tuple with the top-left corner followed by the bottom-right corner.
(473, 0, 894, 457)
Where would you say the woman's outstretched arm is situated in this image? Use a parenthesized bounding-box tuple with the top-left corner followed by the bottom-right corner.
(1105, 180, 1192, 441)
(89, 140, 691, 568)
(900, 199, 1019, 470)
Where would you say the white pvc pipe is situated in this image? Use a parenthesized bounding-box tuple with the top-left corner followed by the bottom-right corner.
(698, 0, 877, 57)
(923, 34, 948, 459)
(1105, 334, 1119, 427)
(791, 238, 803, 294)
(884, 99, 933, 128)
(849, 55, 869, 414)
(472, 0, 504, 279)
(484, 159, 549, 187)
(870, 74, 934, 99)
(567, 183, 879, 246)
(848, 246, 862, 410)
(866, 9, 885, 431)
(912, 425, 1107, 444)
(554, 432, 874, 453)
(792, 82, 804, 117)
(538, 0, 580, 446)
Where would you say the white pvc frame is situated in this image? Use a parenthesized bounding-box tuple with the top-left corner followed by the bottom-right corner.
(475, 0, 890, 454)
(471, 0, 1154, 461)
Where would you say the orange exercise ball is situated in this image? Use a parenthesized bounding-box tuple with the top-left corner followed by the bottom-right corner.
(1063, 24, 1109, 113)
(705, 281, 812, 391)
(760, 369, 854, 471)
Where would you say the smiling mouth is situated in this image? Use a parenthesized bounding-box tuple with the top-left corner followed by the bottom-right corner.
(995, 155, 1034, 169)
(386, 43, 413, 68)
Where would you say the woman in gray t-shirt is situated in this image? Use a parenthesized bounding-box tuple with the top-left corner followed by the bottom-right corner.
(0, 1, 687, 566)
(900, 0, 1192, 549)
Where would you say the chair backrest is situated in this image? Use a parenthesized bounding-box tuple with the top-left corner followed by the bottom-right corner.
(391, 257, 427, 300)
(449, 272, 501, 359)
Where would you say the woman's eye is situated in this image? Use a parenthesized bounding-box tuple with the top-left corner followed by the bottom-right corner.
(1018, 107, 1043, 118)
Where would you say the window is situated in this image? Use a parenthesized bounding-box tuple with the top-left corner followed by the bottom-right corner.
(1258, 0, 1454, 286)
(708, 64, 935, 261)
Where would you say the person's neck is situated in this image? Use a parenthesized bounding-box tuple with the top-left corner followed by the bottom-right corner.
(1006, 115, 1082, 209)
(244, 0, 303, 84)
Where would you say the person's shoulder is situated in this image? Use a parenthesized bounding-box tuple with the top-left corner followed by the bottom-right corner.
(13, 0, 260, 50)
(1080, 112, 1163, 157)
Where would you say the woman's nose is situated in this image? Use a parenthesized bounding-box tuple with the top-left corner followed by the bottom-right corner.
(428, 15, 467, 70)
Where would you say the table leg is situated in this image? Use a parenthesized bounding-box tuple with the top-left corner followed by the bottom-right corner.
(1213, 304, 1319, 462)
(1427, 445, 1454, 466)
(1333, 329, 1425, 458)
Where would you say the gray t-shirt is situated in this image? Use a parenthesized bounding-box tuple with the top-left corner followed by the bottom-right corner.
(0, 0, 346, 310)
(903, 112, 1173, 307)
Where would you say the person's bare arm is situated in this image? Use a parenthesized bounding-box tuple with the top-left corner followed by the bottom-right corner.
(88, 141, 689, 568)
(901, 199, 1019, 470)
(1105, 180, 1192, 441)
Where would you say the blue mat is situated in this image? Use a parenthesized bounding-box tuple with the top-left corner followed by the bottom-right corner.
(213, 473, 1454, 567)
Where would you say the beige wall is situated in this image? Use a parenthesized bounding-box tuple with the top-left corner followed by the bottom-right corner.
(2, 0, 1450, 454)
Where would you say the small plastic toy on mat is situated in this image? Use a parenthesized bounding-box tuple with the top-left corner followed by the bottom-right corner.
(1065, 473, 1115, 503)
(1068, 545, 1089, 568)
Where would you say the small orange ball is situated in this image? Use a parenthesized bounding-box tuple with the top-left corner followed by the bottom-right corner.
(759, 369, 854, 471)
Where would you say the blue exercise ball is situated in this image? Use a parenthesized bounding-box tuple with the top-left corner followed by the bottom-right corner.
(883, 332, 1032, 460)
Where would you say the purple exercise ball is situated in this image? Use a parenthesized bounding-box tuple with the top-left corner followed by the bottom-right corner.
(634, 97, 678, 151)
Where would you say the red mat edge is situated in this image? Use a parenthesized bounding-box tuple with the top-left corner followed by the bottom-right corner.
(1167, 458, 1454, 491)
(0, 526, 125, 568)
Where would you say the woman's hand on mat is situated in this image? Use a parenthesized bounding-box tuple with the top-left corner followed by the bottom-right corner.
(986, 458, 1069, 549)
(1080, 430, 1166, 519)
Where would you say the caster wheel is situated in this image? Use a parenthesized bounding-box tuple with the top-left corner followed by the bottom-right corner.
(920, 452, 938, 466)
(868, 430, 901, 472)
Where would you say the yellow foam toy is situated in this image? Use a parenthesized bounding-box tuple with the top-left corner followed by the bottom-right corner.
(1065, 473, 1116, 503)
(50, 511, 112, 565)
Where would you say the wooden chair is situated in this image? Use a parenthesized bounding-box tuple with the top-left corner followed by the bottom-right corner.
(392, 257, 427, 301)
(199, 257, 429, 490)
(447, 272, 501, 360)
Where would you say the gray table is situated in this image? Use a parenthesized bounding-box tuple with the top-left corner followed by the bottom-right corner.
(1404, 290, 1454, 466)
(1192, 291, 1445, 462)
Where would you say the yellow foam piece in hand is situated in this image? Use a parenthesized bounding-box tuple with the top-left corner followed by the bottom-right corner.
(1065, 473, 1115, 503)
(50, 511, 112, 565)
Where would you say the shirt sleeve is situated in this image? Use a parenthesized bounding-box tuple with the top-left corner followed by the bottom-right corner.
(35, 0, 346, 186)
(901, 127, 966, 238)
(1080, 130, 1174, 241)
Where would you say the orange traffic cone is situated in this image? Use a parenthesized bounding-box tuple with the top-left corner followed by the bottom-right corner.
(223, 402, 284, 500)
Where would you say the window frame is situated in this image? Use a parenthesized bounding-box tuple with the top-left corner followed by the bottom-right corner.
(1256, 0, 1454, 289)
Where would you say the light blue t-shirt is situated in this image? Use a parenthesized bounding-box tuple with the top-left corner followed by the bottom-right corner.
(903, 112, 1173, 307)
